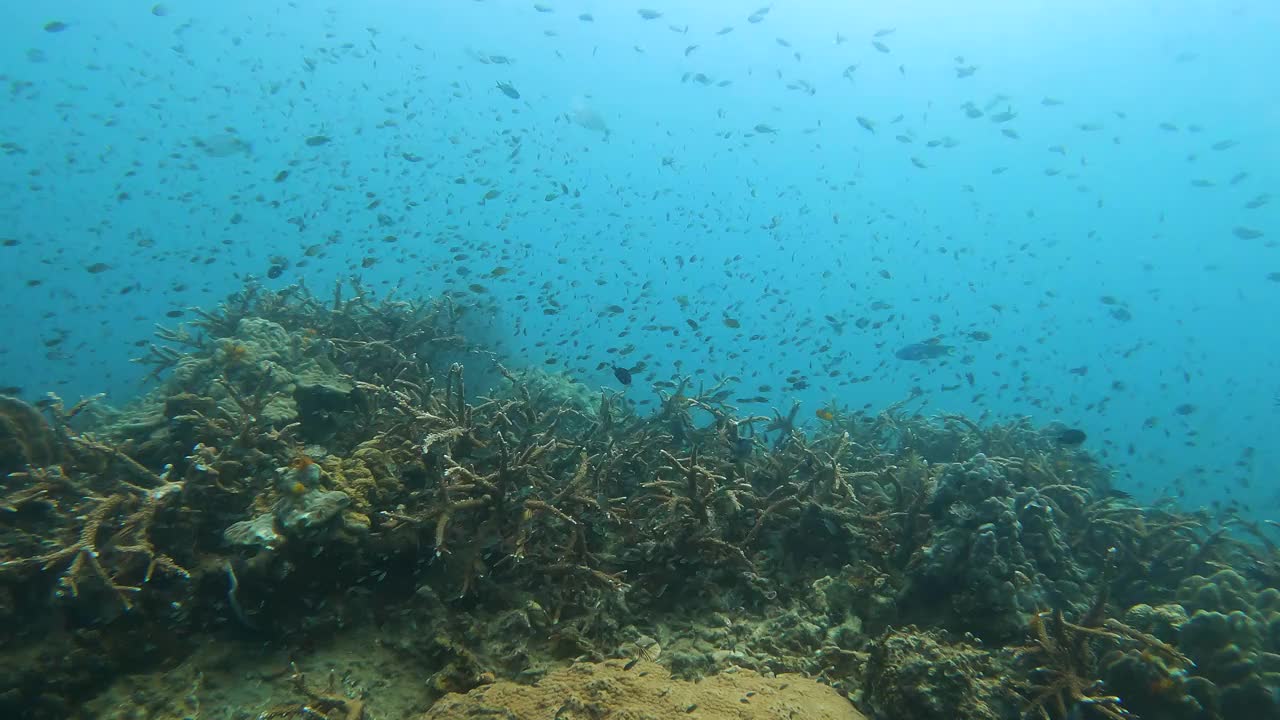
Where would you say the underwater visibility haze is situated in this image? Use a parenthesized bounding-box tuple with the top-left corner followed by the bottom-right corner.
(1, 1, 1279, 718)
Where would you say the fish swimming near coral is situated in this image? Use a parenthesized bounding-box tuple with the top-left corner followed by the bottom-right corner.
(1056, 428, 1087, 446)
(894, 339, 953, 361)
(612, 365, 632, 385)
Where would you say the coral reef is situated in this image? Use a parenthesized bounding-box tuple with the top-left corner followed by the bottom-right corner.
(904, 453, 1089, 639)
(862, 625, 1013, 720)
(1086, 569, 1280, 720)
(1, 281, 1277, 719)
(0, 394, 62, 474)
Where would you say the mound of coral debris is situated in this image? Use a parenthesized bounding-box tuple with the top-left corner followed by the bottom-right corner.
(419, 659, 866, 720)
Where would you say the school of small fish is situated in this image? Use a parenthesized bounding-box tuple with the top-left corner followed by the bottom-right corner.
(0, 3, 1275, 513)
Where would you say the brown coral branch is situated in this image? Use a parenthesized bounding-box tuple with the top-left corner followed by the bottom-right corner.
(0, 475, 189, 605)
(743, 496, 798, 547)
(70, 435, 165, 488)
(544, 563, 628, 593)
(524, 499, 577, 526)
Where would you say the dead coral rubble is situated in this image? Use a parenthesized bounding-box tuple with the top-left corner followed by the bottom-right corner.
(259, 665, 365, 720)
(419, 659, 866, 720)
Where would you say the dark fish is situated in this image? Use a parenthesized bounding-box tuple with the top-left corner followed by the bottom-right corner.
(44, 21, 69, 33)
(1056, 428, 1087, 446)
(267, 265, 285, 279)
(305, 135, 331, 146)
(496, 81, 520, 99)
(895, 340, 953, 361)
(612, 365, 632, 385)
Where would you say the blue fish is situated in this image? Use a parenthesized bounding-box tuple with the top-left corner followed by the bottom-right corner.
(895, 340, 953, 361)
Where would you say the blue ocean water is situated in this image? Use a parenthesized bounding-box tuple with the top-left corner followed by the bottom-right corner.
(0, 0, 1276, 516)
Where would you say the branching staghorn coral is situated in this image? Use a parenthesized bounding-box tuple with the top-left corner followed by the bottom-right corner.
(0, 394, 192, 628)
(0, 478, 189, 615)
(1017, 606, 1134, 719)
(1014, 580, 1193, 720)
(1236, 519, 1280, 587)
